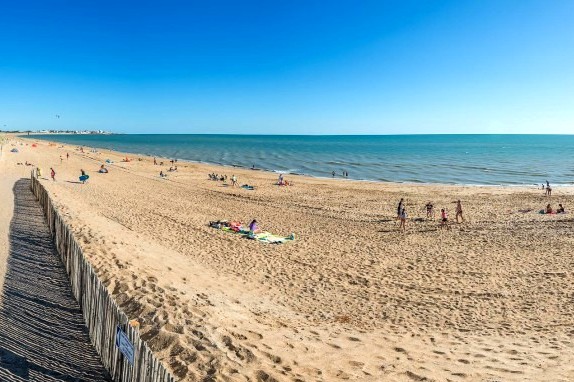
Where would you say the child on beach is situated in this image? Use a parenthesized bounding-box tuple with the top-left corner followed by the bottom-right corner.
(50, 167, 56, 181)
(440, 209, 450, 230)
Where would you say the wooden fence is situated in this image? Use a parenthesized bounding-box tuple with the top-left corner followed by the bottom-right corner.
(31, 172, 175, 382)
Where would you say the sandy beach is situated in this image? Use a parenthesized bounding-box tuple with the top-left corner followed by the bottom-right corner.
(2, 134, 574, 381)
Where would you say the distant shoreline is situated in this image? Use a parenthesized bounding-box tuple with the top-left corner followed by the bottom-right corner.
(20, 134, 574, 187)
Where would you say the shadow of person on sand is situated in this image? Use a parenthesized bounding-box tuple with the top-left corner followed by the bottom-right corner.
(0, 178, 111, 381)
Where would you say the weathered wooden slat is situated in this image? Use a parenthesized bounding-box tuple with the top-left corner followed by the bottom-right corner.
(30, 174, 176, 382)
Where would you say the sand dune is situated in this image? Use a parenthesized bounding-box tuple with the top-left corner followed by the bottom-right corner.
(2, 136, 573, 381)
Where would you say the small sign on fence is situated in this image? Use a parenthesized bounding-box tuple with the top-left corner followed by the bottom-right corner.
(116, 325, 135, 365)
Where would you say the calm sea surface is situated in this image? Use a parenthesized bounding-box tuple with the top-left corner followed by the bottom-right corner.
(27, 134, 574, 185)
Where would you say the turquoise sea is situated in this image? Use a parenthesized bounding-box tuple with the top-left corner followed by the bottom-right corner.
(27, 134, 574, 186)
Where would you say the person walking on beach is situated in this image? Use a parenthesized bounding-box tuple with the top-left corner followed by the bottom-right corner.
(455, 200, 464, 223)
(66, 152, 69, 160)
(154, 157, 157, 165)
(50, 167, 56, 181)
(546, 184, 552, 197)
(231, 175, 237, 186)
(399, 207, 408, 232)
(60, 155, 63, 163)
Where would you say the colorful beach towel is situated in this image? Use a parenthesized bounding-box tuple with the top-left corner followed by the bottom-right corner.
(209, 220, 294, 244)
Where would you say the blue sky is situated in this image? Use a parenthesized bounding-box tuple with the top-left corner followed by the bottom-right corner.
(1, 0, 572, 134)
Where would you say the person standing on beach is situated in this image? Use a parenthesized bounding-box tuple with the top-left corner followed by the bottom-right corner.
(440, 208, 451, 230)
(425, 202, 434, 219)
(545, 181, 552, 196)
(397, 198, 404, 219)
(231, 175, 237, 187)
(332, 171, 336, 178)
(154, 157, 157, 165)
(60, 155, 63, 163)
(50, 167, 56, 181)
(399, 207, 408, 232)
(455, 200, 464, 223)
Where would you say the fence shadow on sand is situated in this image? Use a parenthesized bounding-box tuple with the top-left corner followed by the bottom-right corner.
(0, 178, 111, 381)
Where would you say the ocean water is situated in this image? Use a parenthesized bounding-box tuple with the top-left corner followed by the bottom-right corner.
(26, 134, 574, 185)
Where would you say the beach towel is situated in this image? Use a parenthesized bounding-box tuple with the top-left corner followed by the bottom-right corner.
(241, 184, 255, 190)
(539, 210, 556, 214)
(210, 220, 294, 244)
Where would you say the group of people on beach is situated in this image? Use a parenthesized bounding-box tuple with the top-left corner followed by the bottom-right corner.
(544, 203, 565, 214)
(332, 170, 349, 178)
(277, 174, 293, 186)
(208, 173, 239, 187)
(396, 198, 464, 232)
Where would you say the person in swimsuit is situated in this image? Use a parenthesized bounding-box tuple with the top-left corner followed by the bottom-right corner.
(455, 200, 464, 223)
(546, 204, 553, 214)
(399, 207, 408, 232)
(440, 208, 451, 230)
(557, 204, 565, 213)
(50, 167, 56, 181)
(397, 198, 404, 220)
(249, 219, 260, 234)
(425, 202, 434, 218)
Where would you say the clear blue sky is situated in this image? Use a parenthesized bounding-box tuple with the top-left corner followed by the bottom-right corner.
(1, 0, 572, 134)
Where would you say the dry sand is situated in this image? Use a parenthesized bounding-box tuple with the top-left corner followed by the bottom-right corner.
(2, 134, 574, 381)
